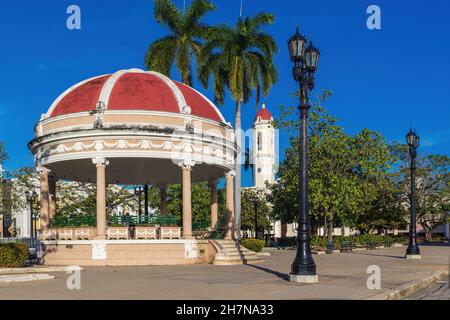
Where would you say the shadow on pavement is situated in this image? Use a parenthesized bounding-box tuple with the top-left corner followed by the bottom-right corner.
(245, 263, 289, 282)
(349, 252, 406, 259)
(418, 242, 450, 247)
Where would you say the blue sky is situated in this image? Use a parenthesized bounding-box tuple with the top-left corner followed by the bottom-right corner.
(0, 0, 449, 187)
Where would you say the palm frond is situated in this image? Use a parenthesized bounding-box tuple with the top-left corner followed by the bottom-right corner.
(144, 36, 178, 76)
(154, 0, 182, 34)
(185, 0, 216, 32)
(176, 43, 192, 85)
(249, 12, 275, 30)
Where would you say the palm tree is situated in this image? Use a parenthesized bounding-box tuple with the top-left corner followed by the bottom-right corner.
(199, 13, 278, 238)
(144, 0, 216, 85)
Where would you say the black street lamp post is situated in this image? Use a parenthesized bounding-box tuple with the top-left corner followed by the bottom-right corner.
(288, 25, 319, 283)
(25, 190, 38, 247)
(405, 129, 421, 259)
(252, 195, 259, 239)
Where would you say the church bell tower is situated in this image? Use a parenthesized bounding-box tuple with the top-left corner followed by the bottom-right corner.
(252, 103, 276, 189)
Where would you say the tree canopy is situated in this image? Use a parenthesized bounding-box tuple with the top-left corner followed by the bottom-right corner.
(394, 149, 450, 239)
(144, 0, 216, 85)
(269, 91, 404, 234)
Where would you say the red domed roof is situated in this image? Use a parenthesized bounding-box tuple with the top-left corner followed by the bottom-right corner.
(254, 103, 273, 122)
(46, 68, 225, 123)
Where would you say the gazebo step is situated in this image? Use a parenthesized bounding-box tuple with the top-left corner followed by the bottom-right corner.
(213, 256, 265, 265)
(220, 249, 254, 255)
(215, 250, 258, 257)
(210, 240, 265, 265)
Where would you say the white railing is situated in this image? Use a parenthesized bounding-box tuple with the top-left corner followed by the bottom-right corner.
(160, 227, 181, 239)
(107, 228, 129, 240)
(75, 228, 94, 240)
(58, 229, 73, 240)
(135, 228, 157, 239)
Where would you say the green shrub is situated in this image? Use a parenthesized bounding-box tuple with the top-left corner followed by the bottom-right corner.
(0, 243, 29, 268)
(308, 235, 407, 250)
(311, 236, 327, 250)
(265, 239, 277, 247)
(240, 238, 265, 252)
(277, 237, 297, 247)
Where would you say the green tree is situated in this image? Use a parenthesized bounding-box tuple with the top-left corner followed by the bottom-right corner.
(270, 91, 395, 247)
(144, 0, 216, 85)
(241, 188, 271, 237)
(199, 13, 278, 235)
(395, 151, 450, 240)
(147, 182, 226, 228)
(354, 174, 406, 234)
(0, 167, 39, 236)
(56, 182, 136, 224)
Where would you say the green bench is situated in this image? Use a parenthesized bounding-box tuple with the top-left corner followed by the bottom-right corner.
(340, 240, 355, 252)
(366, 240, 376, 250)
(110, 215, 177, 226)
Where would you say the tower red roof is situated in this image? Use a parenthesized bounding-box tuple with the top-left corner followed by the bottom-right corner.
(254, 103, 273, 123)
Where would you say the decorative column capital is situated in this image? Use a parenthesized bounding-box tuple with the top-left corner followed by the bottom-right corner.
(92, 157, 109, 167)
(36, 166, 49, 175)
(226, 170, 236, 178)
(178, 159, 195, 170)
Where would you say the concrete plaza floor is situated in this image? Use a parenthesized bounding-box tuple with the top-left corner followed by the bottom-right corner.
(403, 279, 449, 300)
(0, 244, 448, 299)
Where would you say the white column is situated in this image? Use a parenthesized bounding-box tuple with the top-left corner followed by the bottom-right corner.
(93, 157, 109, 240)
(209, 180, 218, 230)
(179, 160, 194, 239)
(39, 167, 50, 232)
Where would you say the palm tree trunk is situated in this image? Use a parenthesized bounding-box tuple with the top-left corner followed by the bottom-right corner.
(234, 99, 242, 240)
(327, 214, 334, 254)
(255, 84, 260, 114)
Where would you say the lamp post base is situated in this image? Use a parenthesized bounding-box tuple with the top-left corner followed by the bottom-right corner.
(326, 242, 334, 254)
(289, 274, 318, 283)
(406, 254, 422, 260)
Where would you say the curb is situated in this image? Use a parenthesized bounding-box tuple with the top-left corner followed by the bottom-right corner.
(0, 266, 85, 275)
(257, 252, 271, 257)
(368, 270, 449, 300)
(264, 243, 406, 254)
(0, 273, 55, 284)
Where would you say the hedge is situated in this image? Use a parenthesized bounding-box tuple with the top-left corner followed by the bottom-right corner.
(240, 238, 265, 252)
(0, 243, 29, 268)
(268, 235, 407, 250)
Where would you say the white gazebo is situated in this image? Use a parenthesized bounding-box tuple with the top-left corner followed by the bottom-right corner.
(28, 68, 238, 266)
